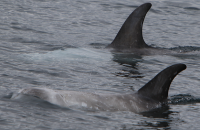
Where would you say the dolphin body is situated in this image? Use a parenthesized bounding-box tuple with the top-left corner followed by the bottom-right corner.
(12, 64, 186, 113)
(107, 3, 174, 55)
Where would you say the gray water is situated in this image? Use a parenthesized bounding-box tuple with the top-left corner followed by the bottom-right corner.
(0, 0, 200, 129)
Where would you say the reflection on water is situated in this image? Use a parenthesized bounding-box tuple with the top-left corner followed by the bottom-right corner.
(169, 94, 200, 105)
(141, 105, 171, 118)
(112, 53, 144, 78)
(112, 53, 143, 67)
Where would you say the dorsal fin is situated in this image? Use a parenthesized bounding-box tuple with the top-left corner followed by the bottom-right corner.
(109, 3, 152, 49)
(138, 64, 186, 102)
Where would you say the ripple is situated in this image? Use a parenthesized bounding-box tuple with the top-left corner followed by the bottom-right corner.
(184, 7, 200, 10)
(10, 25, 50, 34)
(169, 94, 200, 105)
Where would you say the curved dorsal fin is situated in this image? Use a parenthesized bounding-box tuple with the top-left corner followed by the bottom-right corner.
(138, 64, 186, 102)
(109, 3, 152, 49)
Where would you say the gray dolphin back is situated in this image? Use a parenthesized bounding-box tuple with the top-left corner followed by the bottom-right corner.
(138, 64, 186, 102)
(108, 3, 152, 49)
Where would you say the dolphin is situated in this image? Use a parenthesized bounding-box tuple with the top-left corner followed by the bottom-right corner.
(107, 3, 174, 55)
(11, 64, 186, 113)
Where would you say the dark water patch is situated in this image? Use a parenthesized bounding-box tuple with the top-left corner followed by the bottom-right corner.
(169, 94, 200, 105)
(170, 46, 200, 53)
(111, 54, 144, 78)
(10, 22, 20, 26)
(29, 80, 45, 85)
(137, 106, 175, 129)
(89, 42, 108, 49)
(141, 105, 171, 118)
(3, 92, 13, 99)
(10, 25, 50, 34)
(112, 53, 143, 67)
(93, 115, 111, 121)
(115, 67, 143, 79)
(138, 120, 171, 129)
(170, 46, 200, 60)
(115, 71, 143, 78)
(0, 118, 8, 125)
(184, 7, 200, 11)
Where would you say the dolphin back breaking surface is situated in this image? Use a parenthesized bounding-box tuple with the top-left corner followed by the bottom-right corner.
(11, 64, 186, 113)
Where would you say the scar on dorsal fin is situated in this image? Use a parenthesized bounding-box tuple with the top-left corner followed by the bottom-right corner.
(137, 64, 186, 102)
(108, 3, 152, 49)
